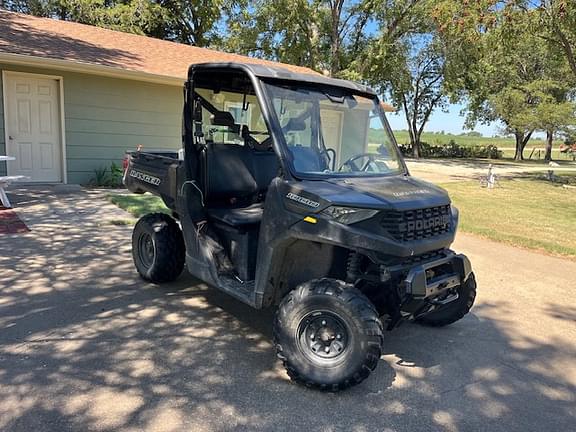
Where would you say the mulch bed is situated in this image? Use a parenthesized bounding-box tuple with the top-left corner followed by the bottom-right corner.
(0, 207, 30, 234)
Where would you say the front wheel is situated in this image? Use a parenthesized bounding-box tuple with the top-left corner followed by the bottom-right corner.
(132, 213, 185, 283)
(274, 279, 383, 392)
(416, 273, 477, 327)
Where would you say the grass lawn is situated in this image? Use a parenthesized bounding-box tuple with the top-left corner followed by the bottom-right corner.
(498, 147, 569, 161)
(442, 178, 576, 258)
(107, 193, 169, 218)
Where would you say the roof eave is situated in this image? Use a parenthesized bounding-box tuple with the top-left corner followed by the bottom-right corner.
(0, 52, 185, 86)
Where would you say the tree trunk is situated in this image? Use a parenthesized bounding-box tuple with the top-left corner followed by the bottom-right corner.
(329, 0, 344, 76)
(406, 119, 420, 158)
(412, 138, 421, 158)
(545, 129, 554, 162)
(401, 93, 420, 158)
(521, 131, 533, 160)
(514, 131, 524, 161)
(412, 130, 422, 158)
(513, 130, 533, 161)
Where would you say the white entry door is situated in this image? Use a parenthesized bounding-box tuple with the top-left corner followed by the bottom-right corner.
(4, 73, 63, 182)
(320, 109, 344, 166)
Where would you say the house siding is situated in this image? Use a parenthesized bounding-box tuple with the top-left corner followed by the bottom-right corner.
(0, 63, 183, 184)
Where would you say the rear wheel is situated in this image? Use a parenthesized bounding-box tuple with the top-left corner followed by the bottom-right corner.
(132, 213, 185, 283)
(417, 273, 477, 327)
(274, 278, 383, 391)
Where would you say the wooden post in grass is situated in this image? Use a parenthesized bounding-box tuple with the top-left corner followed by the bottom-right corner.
(547, 161, 560, 182)
(487, 164, 496, 189)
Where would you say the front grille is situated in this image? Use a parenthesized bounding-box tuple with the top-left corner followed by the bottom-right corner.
(396, 249, 447, 267)
(380, 205, 451, 242)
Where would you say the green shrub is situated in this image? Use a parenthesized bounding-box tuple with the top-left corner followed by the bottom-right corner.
(399, 140, 502, 159)
(90, 162, 125, 187)
(109, 162, 124, 186)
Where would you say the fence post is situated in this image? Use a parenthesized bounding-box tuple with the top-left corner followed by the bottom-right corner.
(487, 164, 495, 189)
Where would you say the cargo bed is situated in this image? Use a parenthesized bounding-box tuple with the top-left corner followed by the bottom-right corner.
(123, 151, 183, 211)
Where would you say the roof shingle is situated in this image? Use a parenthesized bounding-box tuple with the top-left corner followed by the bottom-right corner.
(0, 10, 316, 80)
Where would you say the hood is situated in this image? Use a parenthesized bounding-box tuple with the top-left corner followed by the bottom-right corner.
(298, 175, 451, 211)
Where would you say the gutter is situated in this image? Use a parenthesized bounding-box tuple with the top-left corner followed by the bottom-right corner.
(0, 52, 185, 86)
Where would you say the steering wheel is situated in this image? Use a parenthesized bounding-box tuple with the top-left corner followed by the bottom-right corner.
(339, 153, 383, 173)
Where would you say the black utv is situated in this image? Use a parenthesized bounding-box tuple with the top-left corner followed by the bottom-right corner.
(124, 62, 476, 391)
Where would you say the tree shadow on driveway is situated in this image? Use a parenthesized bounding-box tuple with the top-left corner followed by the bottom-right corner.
(0, 188, 574, 431)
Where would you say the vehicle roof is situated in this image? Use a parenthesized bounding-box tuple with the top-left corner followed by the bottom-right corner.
(187, 62, 377, 97)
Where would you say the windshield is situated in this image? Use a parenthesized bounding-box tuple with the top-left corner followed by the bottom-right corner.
(264, 83, 403, 178)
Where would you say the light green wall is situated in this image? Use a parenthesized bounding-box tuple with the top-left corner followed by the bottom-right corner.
(0, 64, 182, 184)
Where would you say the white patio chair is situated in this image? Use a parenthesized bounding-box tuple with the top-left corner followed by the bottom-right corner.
(0, 175, 30, 208)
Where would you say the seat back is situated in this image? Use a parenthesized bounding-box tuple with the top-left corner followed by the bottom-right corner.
(203, 142, 281, 207)
(290, 146, 327, 172)
(251, 150, 280, 195)
(204, 144, 258, 205)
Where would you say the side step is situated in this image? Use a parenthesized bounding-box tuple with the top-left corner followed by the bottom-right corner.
(217, 276, 256, 306)
(185, 253, 257, 308)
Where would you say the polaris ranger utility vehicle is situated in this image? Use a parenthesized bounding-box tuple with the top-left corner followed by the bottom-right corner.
(124, 63, 476, 391)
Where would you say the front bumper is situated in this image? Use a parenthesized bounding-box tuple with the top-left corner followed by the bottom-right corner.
(402, 253, 472, 300)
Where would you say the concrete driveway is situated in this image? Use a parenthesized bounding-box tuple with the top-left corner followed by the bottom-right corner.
(0, 187, 575, 432)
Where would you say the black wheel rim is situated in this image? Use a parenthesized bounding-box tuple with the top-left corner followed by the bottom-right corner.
(297, 311, 350, 363)
(138, 232, 155, 268)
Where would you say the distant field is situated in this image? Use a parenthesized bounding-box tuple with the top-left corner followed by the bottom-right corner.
(392, 130, 518, 147)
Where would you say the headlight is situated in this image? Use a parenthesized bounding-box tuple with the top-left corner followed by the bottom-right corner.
(323, 206, 379, 225)
(451, 205, 459, 229)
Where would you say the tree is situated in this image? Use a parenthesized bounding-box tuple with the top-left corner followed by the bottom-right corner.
(324, 0, 377, 76)
(388, 36, 448, 158)
(354, 1, 447, 158)
(1, 0, 232, 47)
(432, 0, 576, 160)
(223, 1, 323, 70)
(222, 1, 376, 75)
(488, 83, 544, 160)
(532, 0, 576, 81)
(153, 0, 242, 46)
(2, 1, 166, 35)
(535, 94, 576, 161)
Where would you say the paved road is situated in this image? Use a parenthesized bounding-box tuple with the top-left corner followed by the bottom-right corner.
(0, 187, 575, 431)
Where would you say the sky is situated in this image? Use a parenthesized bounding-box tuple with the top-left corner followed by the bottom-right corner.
(385, 102, 503, 136)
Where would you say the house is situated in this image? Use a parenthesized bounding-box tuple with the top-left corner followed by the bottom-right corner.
(0, 10, 314, 184)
